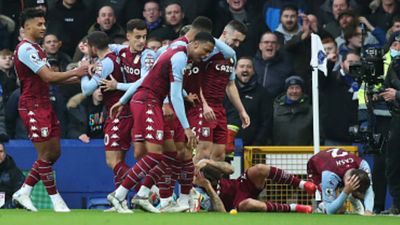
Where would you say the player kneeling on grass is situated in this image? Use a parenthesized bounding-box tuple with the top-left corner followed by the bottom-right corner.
(193, 159, 315, 213)
(307, 148, 374, 215)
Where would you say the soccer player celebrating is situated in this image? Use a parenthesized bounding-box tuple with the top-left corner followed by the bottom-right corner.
(84, 19, 157, 191)
(12, 8, 88, 212)
(307, 148, 374, 215)
(194, 20, 251, 163)
(107, 32, 216, 213)
(194, 159, 315, 213)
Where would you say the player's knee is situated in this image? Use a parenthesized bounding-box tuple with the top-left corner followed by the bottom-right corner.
(45, 151, 60, 163)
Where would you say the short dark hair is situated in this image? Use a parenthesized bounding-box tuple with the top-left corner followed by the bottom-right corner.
(342, 49, 360, 61)
(191, 16, 213, 34)
(126, 19, 147, 32)
(19, 7, 45, 28)
(343, 20, 361, 44)
(280, 4, 299, 17)
(201, 164, 224, 187)
(87, 31, 110, 50)
(225, 20, 247, 35)
(193, 31, 215, 45)
(163, 1, 183, 12)
(350, 169, 371, 194)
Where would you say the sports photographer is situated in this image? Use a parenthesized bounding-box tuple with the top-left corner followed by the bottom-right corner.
(379, 31, 400, 214)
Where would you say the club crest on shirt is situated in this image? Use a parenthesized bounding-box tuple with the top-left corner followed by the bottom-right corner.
(325, 188, 334, 199)
(144, 54, 155, 68)
(41, 127, 49, 138)
(201, 127, 210, 137)
(156, 130, 164, 140)
(29, 53, 42, 65)
(94, 62, 103, 77)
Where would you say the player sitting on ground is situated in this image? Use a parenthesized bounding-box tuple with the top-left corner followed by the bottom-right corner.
(307, 148, 374, 215)
(193, 159, 316, 213)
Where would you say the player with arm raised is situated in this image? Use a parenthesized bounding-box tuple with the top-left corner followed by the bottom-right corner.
(12, 8, 88, 212)
(307, 148, 374, 215)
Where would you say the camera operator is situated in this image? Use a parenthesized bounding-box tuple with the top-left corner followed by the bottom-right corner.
(378, 31, 400, 214)
(356, 32, 400, 213)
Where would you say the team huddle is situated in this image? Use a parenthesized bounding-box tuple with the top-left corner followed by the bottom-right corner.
(11, 8, 374, 215)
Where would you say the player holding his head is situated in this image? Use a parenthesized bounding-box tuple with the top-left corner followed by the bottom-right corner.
(307, 148, 374, 215)
(12, 7, 88, 212)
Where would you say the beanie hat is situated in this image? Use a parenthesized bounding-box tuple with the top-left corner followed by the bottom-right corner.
(285, 75, 304, 90)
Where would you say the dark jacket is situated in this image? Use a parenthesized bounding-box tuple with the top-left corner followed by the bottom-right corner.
(0, 69, 17, 105)
(212, 1, 268, 58)
(47, 0, 94, 57)
(67, 98, 105, 139)
(272, 93, 313, 145)
(0, 155, 24, 208)
(320, 70, 359, 142)
(253, 50, 294, 99)
(224, 77, 273, 146)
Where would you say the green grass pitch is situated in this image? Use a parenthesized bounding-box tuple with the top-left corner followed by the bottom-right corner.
(0, 210, 399, 225)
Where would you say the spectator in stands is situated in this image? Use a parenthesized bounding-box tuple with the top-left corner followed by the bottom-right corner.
(0, 49, 18, 105)
(42, 33, 72, 72)
(272, 76, 312, 146)
(0, 14, 15, 51)
(284, 14, 332, 95)
(0, 89, 9, 142)
(275, 5, 302, 44)
(94, 0, 145, 26)
(73, 5, 125, 63)
(0, 143, 25, 209)
(66, 88, 105, 143)
(338, 20, 385, 58)
(146, 37, 162, 51)
(176, 0, 215, 23)
(319, 0, 364, 30)
(25, 0, 48, 13)
(212, 0, 268, 58)
(262, 0, 308, 31)
(324, 7, 355, 38)
(386, 16, 400, 39)
(193, 159, 315, 213)
(253, 32, 293, 99)
(150, 1, 187, 41)
(46, 0, 93, 57)
(143, 1, 163, 34)
(368, 0, 400, 32)
(224, 57, 273, 149)
(320, 50, 361, 146)
(5, 88, 27, 139)
(88, 5, 125, 44)
(323, 37, 339, 65)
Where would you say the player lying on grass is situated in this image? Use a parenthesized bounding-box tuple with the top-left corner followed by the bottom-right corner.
(307, 148, 374, 215)
(193, 159, 316, 213)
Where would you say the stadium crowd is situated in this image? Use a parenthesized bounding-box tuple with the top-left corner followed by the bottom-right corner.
(0, 0, 400, 215)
